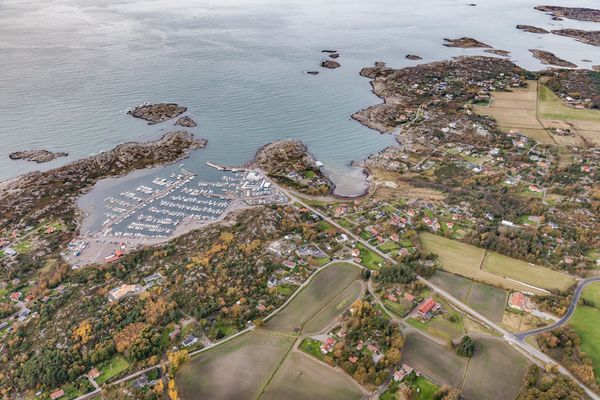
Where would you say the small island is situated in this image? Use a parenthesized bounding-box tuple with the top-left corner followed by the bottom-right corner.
(128, 103, 187, 124)
(9, 150, 68, 163)
(516, 25, 549, 34)
(321, 60, 341, 69)
(484, 49, 511, 57)
(443, 37, 491, 48)
(535, 5, 600, 22)
(530, 49, 577, 68)
(175, 116, 198, 127)
(406, 54, 423, 60)
(551, 29, 600, 47)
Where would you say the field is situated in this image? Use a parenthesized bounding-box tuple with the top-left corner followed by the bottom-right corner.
(467, 283, 507, 323)
(582, 282, 600, 307)
(407, 303, 465, 342)
(302, 280, 362, 335)
(420, 233, 574, 294)
(357, 243, 386, 270)
(401, 333, 468, 388)
(95, 354, 130, 385)
(259, 351, 364, 400)
(570, 305, 600, 384)
(483, 252, 574, 292)
(265, 262, 361, 334)
(429, 271, 472, 303)
(177, 330, 295, 400)
(461, 338, 530, 400)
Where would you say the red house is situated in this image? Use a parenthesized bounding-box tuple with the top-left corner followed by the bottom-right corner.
(417, 297, 437, 316)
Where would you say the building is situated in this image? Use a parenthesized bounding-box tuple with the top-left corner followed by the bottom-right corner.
(50, 389, 65, 400)
(320, 337, 336, 354)
(393, 363, 415, 382)
(182, 334, 199, 348)
(508, 292, 533, 312)
(108, 284, 141, 302)
(143, 273, 163, 286)
(89, 368, 101, 380)
(403, 293, 415, 302)
(417, 297, 438, 317)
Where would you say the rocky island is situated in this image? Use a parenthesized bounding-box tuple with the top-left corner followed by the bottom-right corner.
(551, 29, 600, 47)
(9, 150, 68, 163)
(254, 139, 332, 196)
(175, 116, 198, 127)
(517, 25, 549, 34)
(406, 54, 423, 60)
(128, 103, 187, 124)
(321, 60, 341, 69)
(530, 49, 577, 68)
(484, 49, 511, 57)
(535, 5, 600, 22)
(443, 37, 490, 48)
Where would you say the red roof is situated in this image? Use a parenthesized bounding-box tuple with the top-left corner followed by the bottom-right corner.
(50, 389, 65, 400)
(510, 292, 525, 308)
(417, 297, 437, 314)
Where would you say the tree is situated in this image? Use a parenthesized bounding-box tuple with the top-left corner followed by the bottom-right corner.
(167, 349, 190, 374)
(168, 379, 179, 400)
(455, 335, 475, 358)
(73, 320, 92, 344)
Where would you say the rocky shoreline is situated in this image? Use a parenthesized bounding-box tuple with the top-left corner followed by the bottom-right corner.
(535, 5, 600, 22)
(530, 50, 577, 68)
(551, 29, 600, 48)
(517, 25, 549, 34)
(9, 150, 68, 163)
(128, 103, 187, 124)
(443, 37, 490, 48)
(0, 131, 206, 231)
(175, 116, 198, 127)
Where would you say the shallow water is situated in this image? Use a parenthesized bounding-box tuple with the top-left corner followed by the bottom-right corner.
(1, 0, 598, 196)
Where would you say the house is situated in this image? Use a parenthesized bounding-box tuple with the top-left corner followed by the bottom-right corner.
(403, 293, 415, 302)
(501, 220, 514, 227)
(336, 234, 349, 243)
(9, 292, 22, 302)
(169, 325, 181, 340)
(282, 260, 296, 269)
(320, 337, 336, 354)
(2, 247, 17, 257)
(50, 389, 65, 400)
(367, 343, 380, 354)
(387, 294, 398, 302)
(108, 284, 141, 302)
(89, 368, 101, 380)
(348, 356, 358, 364)
(143, 273, 163, 286)
(509, 292, 533, 312)
(390, 233, 400, 242)
(356, 340, 364, 350)
(393, 363, 415, 382)
(351, 248, 361, 258)
(182, 334, 199, 348)
(417, 297, 438, 317)
(45, 226, 55, 234)
(267, 276, 278, 288)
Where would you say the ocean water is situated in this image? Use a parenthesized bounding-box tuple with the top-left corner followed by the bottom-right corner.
(1, 0, 598, 196)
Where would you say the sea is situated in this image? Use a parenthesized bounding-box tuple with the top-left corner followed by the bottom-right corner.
(1, 0, 598, 199)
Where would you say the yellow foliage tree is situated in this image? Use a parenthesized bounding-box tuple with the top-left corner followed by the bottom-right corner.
(167, 349, 190, 374)
(168, 379, 179, 400)
(73, 320, 92, 344)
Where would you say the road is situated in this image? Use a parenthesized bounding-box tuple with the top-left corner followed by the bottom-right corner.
(515, 277, 600, 341)
(280, 185, 600, 400)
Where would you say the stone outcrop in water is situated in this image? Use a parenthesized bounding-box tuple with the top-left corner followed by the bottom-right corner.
(484, 49, 511, 57)
(0, 131, 206, 230)
(443, 37, 491, 48)
(175, 116, 198, 127)
(551, 29, 600, 47)
(406, 54, 423, 60)
(329, 53, 340, 59)
(530, 50, 577, 68)
(128, 103, 187, 124)
(321, 60, 341, 69)
(535, 6, 600, 22)
(517, 25, 549, 34)
(9, 150, 68, 163)
(254, 139, 332, 195)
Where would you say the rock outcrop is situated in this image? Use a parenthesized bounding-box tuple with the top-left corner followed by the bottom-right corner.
(321, 60, 341, 69)
(175, 116, 198, 127)
(530, 50, 577, 68)
(443, 37, 491, 48)
(128, 103, 187, 124)
(9, 150, 68, 163)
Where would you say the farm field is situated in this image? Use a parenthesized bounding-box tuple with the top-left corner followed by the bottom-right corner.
(461, 338, 530, 400)
(429, 271, 472, 303)
(420, 232, 573, 294)
(265, 262, 361, 334)
(483, 252, 574, 292)
(302, 280, 362, 335)
(582, 282, 600, 307)
(177, 330, 295, 400)
(467, 283, 507, 323)
(570, 305, 600, 384)
(259, 350, 364, 400)
(401, 333, 467, 388)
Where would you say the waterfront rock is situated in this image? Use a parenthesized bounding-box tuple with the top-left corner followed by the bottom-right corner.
(535, 6, 600, 22)
(0, 131, 206, 230)
(305, 71, 320, 75)
(128, 103, 187, 124)
(329, 53, 340, 59)
(321, 60, 341, 69)
(9, 150, 68, 163)
(406, 54, 423, 60)
(321, 49, 337, 53)
(517, 25, 549, 34)
(530, 49, 577, 68)
(443, 37, 491, 48)
(254, 139, 333, 195)
(551, 29, 600, 47)
(484, 49, 511, 57)
(175, 116, 198, 127)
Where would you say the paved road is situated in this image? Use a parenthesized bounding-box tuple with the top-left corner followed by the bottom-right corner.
(515, 277, 600, 341)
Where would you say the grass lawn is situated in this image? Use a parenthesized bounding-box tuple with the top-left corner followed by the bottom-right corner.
(406, 312, 465, 342)
(311, 256, 331, 266)
(276, 283, 298, 297)
(96, 354, 130, 385)
(303, 170, 317, 179)
(59, 383, 84, 400)
(377, 242, 400, 253)
(538, 85, 600, 122)
(582, 282, 600, 307)
(265, 262, 360, 334)
(316, 220, 333, 232)
(13, 241, 33, 254)
(410, 375, 439, 400)
(336, 218, 354, 229)
(357, 243, 385, 270)
(570, 306, 600, 383)
(299, 338, 325, 361)
(383, 298, 413, 318)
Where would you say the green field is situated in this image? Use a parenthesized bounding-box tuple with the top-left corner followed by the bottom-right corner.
(266, 262, 361, 334)
(461, 338, 530, 400)
(538, 85, 600, 122)
(380, 375, 438, 400)
(401, 333, 468, 388)
(407, 311, 465, 342)
(383, 298, 413, 318)
(357, 243, 385, 270)
(299, 338, 325, 361)
(429, 271, 472, 302)
(570, 305, 600, 384)
(95, 354, 130, 385)
(378, 242, 401, 253)
(260, 351, 364, 400)
(420, 233, 574, 293)
(303, 280, 362, 335)
(582, 282, 600, 307)
(177, 330, 295, 400)
(467, 283, 507, 323)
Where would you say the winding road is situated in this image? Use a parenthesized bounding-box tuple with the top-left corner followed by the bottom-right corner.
(515, 277, 600, 341)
